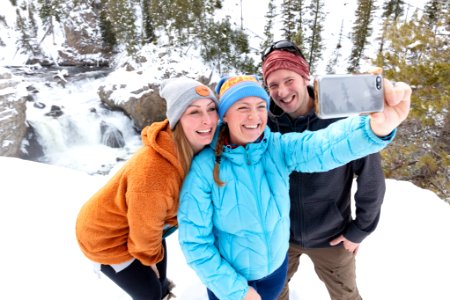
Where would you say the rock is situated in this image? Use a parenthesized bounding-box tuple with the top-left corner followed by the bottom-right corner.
(0, 68, 28, 157)
(98, 82, 166, 131)
(100, 121, 125, 148)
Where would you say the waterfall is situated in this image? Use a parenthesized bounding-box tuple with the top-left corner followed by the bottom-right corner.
(21, 67, 142, 175)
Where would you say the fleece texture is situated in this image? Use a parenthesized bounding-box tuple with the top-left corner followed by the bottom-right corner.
(76, 119, 184, 266)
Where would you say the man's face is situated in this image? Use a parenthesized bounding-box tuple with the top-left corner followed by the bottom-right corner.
(265, 69, 311, 118)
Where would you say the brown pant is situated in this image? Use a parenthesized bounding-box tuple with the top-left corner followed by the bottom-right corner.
(278, 243, 361, 300)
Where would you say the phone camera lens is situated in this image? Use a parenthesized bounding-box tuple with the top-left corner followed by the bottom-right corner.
(376, 76, 382, 90)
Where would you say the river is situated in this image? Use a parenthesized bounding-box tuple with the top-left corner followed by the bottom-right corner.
(10, 65, 142, 175)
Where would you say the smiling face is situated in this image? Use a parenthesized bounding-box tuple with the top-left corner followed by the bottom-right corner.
(179, 98, 218, 153)
(222, 96, 268, 146)
(265, 69, 313, 118)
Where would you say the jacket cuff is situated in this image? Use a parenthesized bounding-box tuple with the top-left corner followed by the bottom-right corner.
(344, 222, 370, 243)
(363, 116, 397, 144)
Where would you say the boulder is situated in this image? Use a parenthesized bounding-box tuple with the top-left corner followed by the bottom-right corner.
(98, 82, 166, 132)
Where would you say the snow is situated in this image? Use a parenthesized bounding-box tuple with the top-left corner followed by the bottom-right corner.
(1, 1, 448, 299)
(0, 156, 449, 300)
(103, 44, 216, 106)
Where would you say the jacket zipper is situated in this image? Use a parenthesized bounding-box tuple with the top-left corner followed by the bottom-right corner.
(246, 148, 271, 273)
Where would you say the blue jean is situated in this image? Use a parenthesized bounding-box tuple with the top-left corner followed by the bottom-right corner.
(207, 254, 288, 300)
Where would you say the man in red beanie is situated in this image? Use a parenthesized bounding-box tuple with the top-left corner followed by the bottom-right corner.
(261, 40, 386, 300)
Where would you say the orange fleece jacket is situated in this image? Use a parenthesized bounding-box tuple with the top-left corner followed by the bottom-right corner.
(76, 119, 185, 266)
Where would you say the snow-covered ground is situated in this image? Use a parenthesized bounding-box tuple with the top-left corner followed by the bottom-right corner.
(1, 157, 448, 300)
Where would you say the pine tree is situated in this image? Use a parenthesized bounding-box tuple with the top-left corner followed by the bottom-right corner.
(14, 1, 39, 57)
(37, 0, 65, 47)
(140, 0, 157, 44)
(376, 6, 450, 200)
(305, 0, 325, 74)
(199, 17, 256, 75)
(281, 0, 297, 40)
(98, 9, 117, 51)
(423, 0, 443, 27)
(37, 0, 64, 23)
(99, 0, 137, 55)
(148, 0, 218, 48)
(28, 2, 39, 40)
(347, 0, 377, 72)
(15, 8, 32, 54)
(377, 0, 405, 54)
(325, 20, 344, 74)
(291, 0, 305, 49)
(200, 18, 256, 74)
(26, 1, 40, 56)
(261, 0, 277, 53)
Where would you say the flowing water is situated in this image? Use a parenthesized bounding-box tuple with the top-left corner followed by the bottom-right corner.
(11, 66, 142, 175)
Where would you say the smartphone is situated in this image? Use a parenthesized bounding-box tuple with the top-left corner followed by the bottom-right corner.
(314, 74, 384, 119)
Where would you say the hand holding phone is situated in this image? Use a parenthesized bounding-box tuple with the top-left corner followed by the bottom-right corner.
(314, 74, 384, 119)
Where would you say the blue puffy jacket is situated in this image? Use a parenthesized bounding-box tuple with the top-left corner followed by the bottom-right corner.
(178, 116, 394, 300)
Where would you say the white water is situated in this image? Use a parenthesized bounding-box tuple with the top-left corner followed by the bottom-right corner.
(21, 67, 142, 175)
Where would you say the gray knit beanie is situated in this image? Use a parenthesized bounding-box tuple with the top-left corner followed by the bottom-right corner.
(160, 77, 218, 129)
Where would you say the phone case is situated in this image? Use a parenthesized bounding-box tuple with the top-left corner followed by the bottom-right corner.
(314, 74, 384, 119)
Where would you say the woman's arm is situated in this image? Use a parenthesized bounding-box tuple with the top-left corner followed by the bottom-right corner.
(279, 115, 393, 173)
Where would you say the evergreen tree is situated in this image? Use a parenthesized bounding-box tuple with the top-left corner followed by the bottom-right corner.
(15, 8, 32, 54)
(140, 0, 157, 44)
(199, 17, 256, 75)
(148, 0, 218, 48)
(290, 0, 305, 49)
(375, 8, 450, 200)
(28, 2, 38, 38)
(305, 0, 325, 74)
(325, 20, 344, 74)
(98, 9, 117, 51)
(15, 2, 40, 57)
(377, 0, 405, 54)
(279, 0, 307, 55)
(37, 0, 65, 46)
(37, 0, 64, 23)
(423, 0, 448, 33)
(27, 2, 40, 55)
(281, 0, 297, 40)
(100, 0, 137, 55)
(347, 0, 377, 72)
(261, 0, 277, 53)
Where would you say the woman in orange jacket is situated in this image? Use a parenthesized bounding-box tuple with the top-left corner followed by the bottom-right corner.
(76, 77, 219, 300)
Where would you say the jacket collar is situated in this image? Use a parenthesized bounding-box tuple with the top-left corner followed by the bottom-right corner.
(210, 124, 270, 165)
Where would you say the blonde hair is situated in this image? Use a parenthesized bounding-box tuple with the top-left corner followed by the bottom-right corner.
(213, 125, 228, 187)
(172, 123, 194, 175)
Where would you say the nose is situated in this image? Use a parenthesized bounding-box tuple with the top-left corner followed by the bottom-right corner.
(277, 83, 289, 98)
(202, 112, 212, 124)
(247, 107, 258, 120)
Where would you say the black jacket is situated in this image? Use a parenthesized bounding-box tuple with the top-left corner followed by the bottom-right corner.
(268, 86, 386, 248)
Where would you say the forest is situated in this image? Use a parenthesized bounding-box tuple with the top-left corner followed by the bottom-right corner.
(7, 0, 450, 200)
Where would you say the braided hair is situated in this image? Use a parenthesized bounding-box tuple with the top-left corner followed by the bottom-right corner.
(213, 125, 229, 187)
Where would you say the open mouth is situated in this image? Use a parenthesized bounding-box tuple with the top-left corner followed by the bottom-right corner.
(196, 128, 212, 135)
(280, 95, 294, 104)
(243, 124, 260, 130)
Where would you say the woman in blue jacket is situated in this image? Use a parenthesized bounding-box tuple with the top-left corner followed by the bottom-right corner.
(178, 75, 411, 300)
